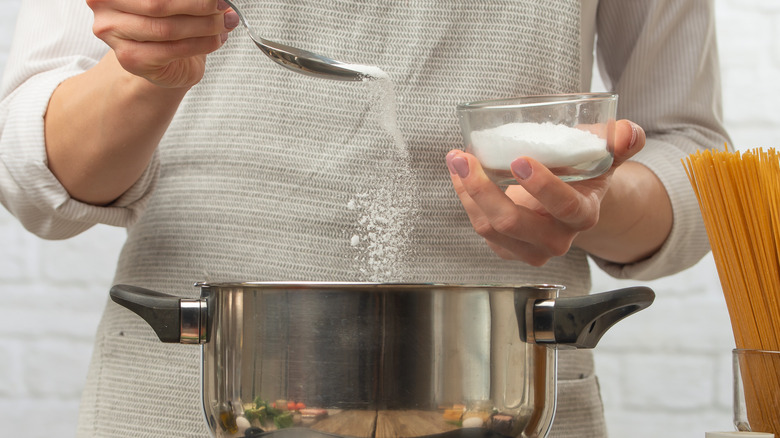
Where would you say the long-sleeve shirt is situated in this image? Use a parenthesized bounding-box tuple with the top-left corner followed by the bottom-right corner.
(0, 1, 729, 437)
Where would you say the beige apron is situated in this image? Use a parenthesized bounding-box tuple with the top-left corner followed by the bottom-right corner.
(77, 1, 605, 436)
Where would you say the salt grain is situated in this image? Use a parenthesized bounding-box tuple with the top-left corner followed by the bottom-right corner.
(470, 122, 608, 169)
(347, 67, 418, 282)
(346, 64, 390, 81)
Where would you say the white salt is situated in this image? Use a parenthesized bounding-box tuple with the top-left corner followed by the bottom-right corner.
(348, 182, 416, 282)
(333, 61, 390, 82)
(344, 64, 390, 81)
(347, 67, 418, 282)
(367, 73, 408, 159)
(470, 122, 608, 169)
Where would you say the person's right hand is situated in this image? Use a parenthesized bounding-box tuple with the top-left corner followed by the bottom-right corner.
(86, 0, 240, 88)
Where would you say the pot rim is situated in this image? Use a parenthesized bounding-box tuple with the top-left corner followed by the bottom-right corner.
(194, 281, 566, 290)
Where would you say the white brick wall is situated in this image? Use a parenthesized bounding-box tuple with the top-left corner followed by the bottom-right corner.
(0, 1, 774, 437)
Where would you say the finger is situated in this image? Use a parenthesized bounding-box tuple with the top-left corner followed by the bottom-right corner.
(88, 0, 226, 18)
(447, 151, 521, 247)
(95, 10, 236, 43)
(446, 151, 498, 237)
(447, 151, 531, 236)
(447, 150, 524, 222)
(113, 36, 222, 73)
(111, 39, 215, 86)
(612, 119, 646, 165)
(447, 150, 570, 250)
(450, 187, 558, 265)
(510, 156, 599, 230)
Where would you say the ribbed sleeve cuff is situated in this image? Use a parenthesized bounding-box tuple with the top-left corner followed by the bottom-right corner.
(591, 137, 711, 280)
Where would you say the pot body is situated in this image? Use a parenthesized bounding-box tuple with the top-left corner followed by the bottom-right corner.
(111, 282, 654, 438)
(201, 283, 558, 438)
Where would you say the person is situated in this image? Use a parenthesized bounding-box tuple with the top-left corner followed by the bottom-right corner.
(0, 0, 728, 437)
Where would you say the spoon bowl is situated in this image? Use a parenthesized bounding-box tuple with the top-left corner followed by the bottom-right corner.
(223, 0, 381, 81)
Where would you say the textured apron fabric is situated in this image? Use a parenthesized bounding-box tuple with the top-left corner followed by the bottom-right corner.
(77, 1, 605, 436)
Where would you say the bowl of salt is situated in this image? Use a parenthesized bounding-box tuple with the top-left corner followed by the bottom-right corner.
(456, 93, 617, 185)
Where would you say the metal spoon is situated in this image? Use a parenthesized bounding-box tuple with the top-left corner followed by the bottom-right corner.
(222, 0, 378, 81)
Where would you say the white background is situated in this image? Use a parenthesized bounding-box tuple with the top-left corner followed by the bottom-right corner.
(0, 0, 778, 436)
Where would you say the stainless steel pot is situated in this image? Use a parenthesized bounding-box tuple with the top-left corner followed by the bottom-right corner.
(110, 282, 654, 438)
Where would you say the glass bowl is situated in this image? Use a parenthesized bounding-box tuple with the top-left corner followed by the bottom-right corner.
(456, 93, 618, 185)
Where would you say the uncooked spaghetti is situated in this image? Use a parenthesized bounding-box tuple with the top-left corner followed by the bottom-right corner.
(684, 147, 780, 435)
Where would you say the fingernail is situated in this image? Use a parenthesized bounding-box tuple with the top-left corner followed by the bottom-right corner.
(451, 156, 470, 179)
(221, 33, 229, 43)
(445, 151, 458, 175)
(628, 122, 639, 149)
(224, 11, 240, 29)
(217, 0, 229, 11)
(511, 158, 532, 180)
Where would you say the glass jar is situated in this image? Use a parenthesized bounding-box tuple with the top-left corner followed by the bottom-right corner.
(733, 348, 780, 436)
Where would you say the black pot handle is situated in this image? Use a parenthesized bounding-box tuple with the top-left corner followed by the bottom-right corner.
(528, 286, 655, 349)
(110, 284, 208, 344)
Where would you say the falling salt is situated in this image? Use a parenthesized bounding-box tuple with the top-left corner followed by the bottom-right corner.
(470, 122, 608, 169)
(368, 76, 407, 159)
(347, 66, 418, 282)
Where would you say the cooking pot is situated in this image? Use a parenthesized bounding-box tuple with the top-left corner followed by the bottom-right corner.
(110, 282, 654, 438)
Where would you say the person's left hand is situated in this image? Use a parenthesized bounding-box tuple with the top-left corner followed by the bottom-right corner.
(446, 119, 646, 266)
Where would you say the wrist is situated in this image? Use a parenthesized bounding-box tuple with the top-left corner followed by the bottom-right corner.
(574, 162, 672, 263)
